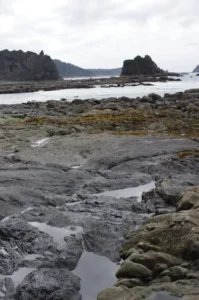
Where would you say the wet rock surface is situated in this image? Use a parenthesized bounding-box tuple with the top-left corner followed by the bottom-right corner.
(0, 90, 198, 299)
(98, 184, 199, 299)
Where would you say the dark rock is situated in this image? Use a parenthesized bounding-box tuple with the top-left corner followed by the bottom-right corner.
(168, 266, 188, 280)
(148, 93, 161, 101)
(193, 65, 199, 72)
(16, 268, 81, 300)
(116, 261, 152, 279)
(115, 278, 142, 288)
(127, 251, 181, 270)
(0, 50, 60, 81)
(177, 186, 199, 211)
(120, 207, 199, 261)
(121, 55, 163, 76)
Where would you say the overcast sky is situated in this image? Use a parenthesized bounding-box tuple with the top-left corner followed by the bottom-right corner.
(0, 0, 199, 71)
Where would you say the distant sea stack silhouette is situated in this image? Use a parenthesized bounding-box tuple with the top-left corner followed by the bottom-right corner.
(121, 55, 163, 76)
(193, 65, 199, 73)
(0, 50, 60, 81)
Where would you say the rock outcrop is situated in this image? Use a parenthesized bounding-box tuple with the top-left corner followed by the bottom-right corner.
(193, 65, 199, 72)
(98, 185, 199, 300)
(0, 50, 60, 81)
(121, 55, 163, 76)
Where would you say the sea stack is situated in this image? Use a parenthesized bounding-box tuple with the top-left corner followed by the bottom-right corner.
(121, 55, 163, 76)
(0, 50, 60, 81)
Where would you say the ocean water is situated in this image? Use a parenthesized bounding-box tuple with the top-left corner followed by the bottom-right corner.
(0, 73, 198, 105)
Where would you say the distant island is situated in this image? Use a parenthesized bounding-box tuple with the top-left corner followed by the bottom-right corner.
(193, 65, 199, 72)
(54, 59, 121, 78)
(0, 50, 60, 81)
(121, 55, 163, 76)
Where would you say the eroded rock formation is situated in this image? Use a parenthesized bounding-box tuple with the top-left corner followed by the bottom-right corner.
(0, 50, 60, 81)
(121, 55, 163, 76)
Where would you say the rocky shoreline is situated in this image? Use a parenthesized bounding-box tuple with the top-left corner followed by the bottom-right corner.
(98, 184, 199, 300)
(0, 88, 198, 299)
(0, 74, 181, 95)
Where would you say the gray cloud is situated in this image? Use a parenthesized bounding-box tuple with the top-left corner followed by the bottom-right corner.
(0, 0, 198, 71)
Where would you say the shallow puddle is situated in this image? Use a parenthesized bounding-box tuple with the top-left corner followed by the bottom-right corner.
(0, 268, 35, 287)
(96, 181, 155, 202)
(20, 207, 33, 215)
(73, 251, 118, 300)
(1, 216, 10, 222)
(29, 222, 83, 246)
(24, 254, 43, 261)
(31, 138, 49, 148)
(0, 248, 9, 257)
(71, 165, 82, 169)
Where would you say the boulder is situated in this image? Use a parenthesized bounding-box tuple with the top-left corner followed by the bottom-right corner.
(97, 287, 134, 300)
(120, 209, 199, 261)
(186, 103, 199, 113)
(127, 251, 182, 270)
(177, 186, 199, 211)
(116, 261, 152, 279)
(16, 268, 81, 300)
(115, 278, 142, 288)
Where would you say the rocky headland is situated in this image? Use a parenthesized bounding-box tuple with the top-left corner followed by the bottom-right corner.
(0, 88, 198, 299)
(0, 50, 60, 81)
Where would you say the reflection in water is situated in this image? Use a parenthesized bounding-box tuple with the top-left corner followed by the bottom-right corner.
(29, 222, 83, 246)
(95, 181, 155, 202)
(73, 251, 118, 300)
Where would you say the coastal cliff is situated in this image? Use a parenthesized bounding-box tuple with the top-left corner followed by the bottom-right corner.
(0, 50, 60, 81)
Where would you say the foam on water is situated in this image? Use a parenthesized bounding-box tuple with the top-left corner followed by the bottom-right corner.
(96, 181, 155, 202)
(29, 222, 83, 245)
(73, 251, 118, 300)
